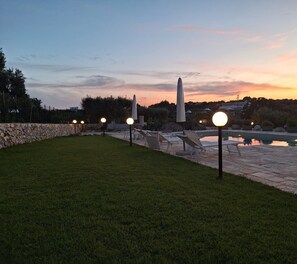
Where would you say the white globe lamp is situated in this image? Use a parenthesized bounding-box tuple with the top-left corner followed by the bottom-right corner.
(212, 111, 228, 179)
(126, 117, 134, 146)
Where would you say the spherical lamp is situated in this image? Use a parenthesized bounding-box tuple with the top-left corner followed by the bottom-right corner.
(212, 111, 228, 179)
(100, 117, 107, 136)
(126, 117, 134, 125)
(126, 117, 134, 146)
(212, 111, 228, 127)
(72, 119, 77, 134)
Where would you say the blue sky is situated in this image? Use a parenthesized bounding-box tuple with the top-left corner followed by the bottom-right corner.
(1, 0, 297, 108)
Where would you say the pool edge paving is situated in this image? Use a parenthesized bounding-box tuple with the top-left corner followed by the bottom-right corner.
(109, 132, 297, 195)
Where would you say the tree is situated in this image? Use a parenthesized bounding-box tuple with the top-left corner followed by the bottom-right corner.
(0, 49, 36, 122)
(0, 48, 5, 71)
(81, 96, 131, 123)
(8, 68, 26, 98)
(252, 107, 289, 127)
(0, 49, 9, 121)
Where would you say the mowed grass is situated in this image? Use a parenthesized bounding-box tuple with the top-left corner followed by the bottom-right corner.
(0, 136, 297, 263)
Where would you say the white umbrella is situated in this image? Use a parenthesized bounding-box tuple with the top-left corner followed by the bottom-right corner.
(132, 94, 137, 120)
(176, 77, 186, 123)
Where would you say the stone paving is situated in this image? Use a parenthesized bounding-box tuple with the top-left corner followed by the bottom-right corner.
(108, 131, 297, 195)
(185, 145, 297, 194)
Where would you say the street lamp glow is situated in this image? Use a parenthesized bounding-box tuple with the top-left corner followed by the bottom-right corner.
(80, 121, 84, 124)
(72, 119, 77, 124)
(126, 117, 134, 125)
(100, 117, 106, 123)
(212, 112, 228, 127)
(199, 120, 203, 124)
(251, 121, 254, 126)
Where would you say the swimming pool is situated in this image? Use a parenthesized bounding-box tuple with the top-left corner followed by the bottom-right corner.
(196, 130, 297, 147)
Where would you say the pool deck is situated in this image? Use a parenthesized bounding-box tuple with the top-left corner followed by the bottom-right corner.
(107, 131, 297, 195)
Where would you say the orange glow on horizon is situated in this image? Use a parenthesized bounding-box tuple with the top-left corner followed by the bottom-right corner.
(122, 78, 297, 107)
(77, 80, 297, 108)
(138, 91, 297, 107)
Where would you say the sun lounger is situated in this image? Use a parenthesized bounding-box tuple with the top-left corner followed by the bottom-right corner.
(158, 133, 182, 151)
(178, 130, 241, 156)
(133, 128, 150, 145)
(144, 131, 181, 152)
(146, 135, 161, 150)
(133, 129, 182, 152)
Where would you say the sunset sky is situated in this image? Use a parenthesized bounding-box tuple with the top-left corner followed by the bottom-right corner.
(1, 0, 297, 109)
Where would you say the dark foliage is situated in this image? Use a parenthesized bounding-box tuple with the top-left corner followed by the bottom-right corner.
(81, 96, 132, 123)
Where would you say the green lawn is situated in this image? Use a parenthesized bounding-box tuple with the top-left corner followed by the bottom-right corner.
(0, 136, 297, 263)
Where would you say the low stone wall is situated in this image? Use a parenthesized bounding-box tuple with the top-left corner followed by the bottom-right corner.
(0, 123, 76, 149)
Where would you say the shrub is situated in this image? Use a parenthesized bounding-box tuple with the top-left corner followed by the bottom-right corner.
(274, 127, 286, 132)
(286, 118, 297, 127)
(262, 120, 274, 127)
(261, 120, 274, 131)
(286, 118, 297, 133)
(242, 119, 252, 125)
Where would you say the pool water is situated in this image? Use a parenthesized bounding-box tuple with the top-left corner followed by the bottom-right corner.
(201, 136, 297, 147)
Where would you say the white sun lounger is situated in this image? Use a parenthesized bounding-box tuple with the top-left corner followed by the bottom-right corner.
(146, 135, 161, 150)
(178, 130, 241, 156)
(158, 133, 182, 151)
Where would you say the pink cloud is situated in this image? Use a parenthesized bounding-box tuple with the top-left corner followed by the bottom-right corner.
(186, 81, 296, 102)
(260, 34, 287, 50)
(263, 42, 284, 50)
(194, 64, 296, 82)
(278, 53, 297, 63)
(123, 81, 297, 106)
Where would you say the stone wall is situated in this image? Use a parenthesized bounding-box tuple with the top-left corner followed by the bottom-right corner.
(0, 123, 77, 149)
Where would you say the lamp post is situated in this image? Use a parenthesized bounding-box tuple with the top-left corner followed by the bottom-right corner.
(72, 119, 77, 134)
(100, 117, 106, 136)
(80, 120, 84, 132)
(212, 111, 228, 180)
(126, 117, 134, 146)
